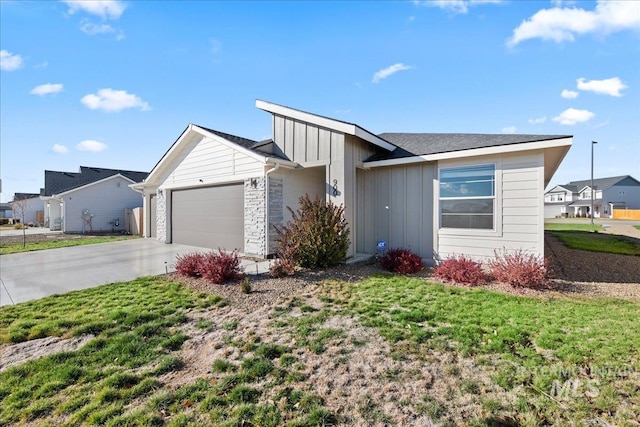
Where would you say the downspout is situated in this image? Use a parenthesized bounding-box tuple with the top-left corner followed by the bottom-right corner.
(265, 163, 280, 256)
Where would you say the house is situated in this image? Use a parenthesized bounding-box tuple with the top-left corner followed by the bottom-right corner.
(11, 193, 45, 225)
(0, 203, 12, 220)
(132, 100, 572, 263)
(544, 175, 640, 218)
(40, 166, 148, 233)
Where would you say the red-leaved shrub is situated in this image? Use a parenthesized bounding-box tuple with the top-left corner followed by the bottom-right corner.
(175, 252, 204, 278)
(380, 248, 424, 274)
(433, 255, 487, 286)
(198, 249, 244, 284)
(488, 249, 549, 289)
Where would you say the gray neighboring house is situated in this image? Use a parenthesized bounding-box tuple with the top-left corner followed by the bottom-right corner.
(40, 166, 148, 232)
(10, 193, 45, 225)
(133, 100, 572, 263)
(544, 175, 640, 218)
(0, 203, 12, 219)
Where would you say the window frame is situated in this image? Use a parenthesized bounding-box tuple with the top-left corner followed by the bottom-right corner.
(437, 161, 502, 236)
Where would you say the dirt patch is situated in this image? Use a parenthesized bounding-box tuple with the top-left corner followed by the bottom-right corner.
(0, 334, 94, 372)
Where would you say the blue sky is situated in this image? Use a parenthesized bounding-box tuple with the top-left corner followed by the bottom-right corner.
(1, 0, 638, 202)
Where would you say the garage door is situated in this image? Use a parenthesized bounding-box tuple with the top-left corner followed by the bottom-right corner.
(171, 184, 244, 250)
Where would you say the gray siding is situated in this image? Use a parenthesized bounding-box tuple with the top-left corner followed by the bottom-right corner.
(61, 176, 143, 233)
(271, 116, 378, 258)
(356, 163, 435, 260)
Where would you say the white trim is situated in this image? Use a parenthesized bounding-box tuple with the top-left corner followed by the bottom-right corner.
(159, 174, 254, 191)
(363, 137, 573, 168)
(256, 99, 397, 152)
(193, 125, 269, 163)
(53, 174, 136, 197)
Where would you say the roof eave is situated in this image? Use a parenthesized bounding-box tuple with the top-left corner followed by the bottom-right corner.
(256, 99, 397, 152)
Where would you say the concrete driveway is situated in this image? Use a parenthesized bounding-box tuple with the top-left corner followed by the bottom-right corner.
(0, 239, 271, 307)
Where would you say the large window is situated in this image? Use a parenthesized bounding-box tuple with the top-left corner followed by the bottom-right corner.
(440, 164, 495, 230)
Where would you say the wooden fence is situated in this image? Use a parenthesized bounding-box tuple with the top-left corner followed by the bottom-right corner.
(612, 208, 640, 220)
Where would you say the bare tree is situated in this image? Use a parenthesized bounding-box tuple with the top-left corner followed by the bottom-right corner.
(11, 195, 31, 248)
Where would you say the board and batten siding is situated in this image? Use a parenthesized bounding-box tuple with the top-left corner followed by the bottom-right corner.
(159, 136, 264, 189)
(280, 167, 326, 224)
(271, 115, 378, 257)
(437, 151, 545, 261)
(356, 163, 435, 261)
(61, 176, 143, 233)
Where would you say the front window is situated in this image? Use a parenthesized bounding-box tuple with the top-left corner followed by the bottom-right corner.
(440, 164, 495, 230)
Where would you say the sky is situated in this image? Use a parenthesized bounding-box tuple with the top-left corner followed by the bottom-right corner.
(1, 0, 639, 202)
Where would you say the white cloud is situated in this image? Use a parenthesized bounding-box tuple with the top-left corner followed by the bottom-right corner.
(502, 126, 517, 134)
(552, 108, 595, 125)
(80, 20, 115, 35)
(372, 63, 413, 83)
(0, 50, 24, 71)
(561, 89, 579, 99)
(76, 140, 108, 152)
(415, 0, 503, 14)
(507, 0, 640, 46)
(62, 0, 127, 19)
(528, 116, 547, 124)
(81, 88, 151, 112)
(577, 77, 627, 97)
(35, 61, 49, 69)
(52, 144, 69, 154)
(30, 83, 64, 96)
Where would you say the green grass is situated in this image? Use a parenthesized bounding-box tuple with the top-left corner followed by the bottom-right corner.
(550, 230, 640, 255)
(635, 225, 640, 231)
(0, 278, 335, 426)
(544, 222, 602, 232)
(328, 275, 640, 425)
(0, 235, 139, 255)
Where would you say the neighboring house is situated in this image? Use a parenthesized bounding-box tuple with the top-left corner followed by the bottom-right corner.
(40, 166, 148, 233)
(132, 100, 572, 263)
(11, 193, 45, 225)
(0, 203, 12, 219)
(544, 175, 640, 218)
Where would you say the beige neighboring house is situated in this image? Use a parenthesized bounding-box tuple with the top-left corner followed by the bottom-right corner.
(133, 100, 572, 263)
(40, 166, 148, 233)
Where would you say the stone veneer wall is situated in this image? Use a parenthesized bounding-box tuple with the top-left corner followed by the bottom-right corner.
(156, 191, 167, 242)
(268, 176, 283, 255)
(244, 177, 266, 256)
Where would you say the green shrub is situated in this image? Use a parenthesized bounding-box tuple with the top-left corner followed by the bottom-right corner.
(271, 194, 350, 276)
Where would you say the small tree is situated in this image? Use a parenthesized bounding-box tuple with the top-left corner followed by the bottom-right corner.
(271, 194, 350, 276)
(11, 195, 31, 248)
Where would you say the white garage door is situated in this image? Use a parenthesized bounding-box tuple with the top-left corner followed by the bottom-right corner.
(171, 184, 244, 251)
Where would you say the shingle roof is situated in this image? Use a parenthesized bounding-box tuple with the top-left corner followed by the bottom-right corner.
(367, 133, 571, 161)
(566, 175, 639, 191)
(43, 166, 149, 196)
(13, 193, 41, 200)
(196, 125, 259, 151)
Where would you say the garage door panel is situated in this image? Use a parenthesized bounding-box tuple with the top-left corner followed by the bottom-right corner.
(171, 184, 244, 251)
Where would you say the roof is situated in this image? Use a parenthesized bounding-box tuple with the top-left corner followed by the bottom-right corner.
(566, 175, 640, 191)
(43, 166, 149, 196)
(367, 133, 572, 161)
(13, 192, 41, 200)
(195, 125, 259, 151)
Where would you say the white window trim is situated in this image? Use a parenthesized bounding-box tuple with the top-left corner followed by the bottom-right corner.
(437, 159, 503, 238)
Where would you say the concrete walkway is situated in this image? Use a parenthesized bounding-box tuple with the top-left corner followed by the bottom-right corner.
(0, 239, 271, 306)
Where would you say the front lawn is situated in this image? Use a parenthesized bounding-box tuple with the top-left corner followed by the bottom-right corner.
(544, 223, 602, 232)
(0, 235, 138, 255)
(1, 274, 638, 426)
(549, 230, 640, 256)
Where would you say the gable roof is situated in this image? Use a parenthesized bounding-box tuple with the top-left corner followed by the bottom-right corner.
(567, 175, 640, 191)
(43, 166, 148, 196)
(545, 184, 578, 194)
(367, 133, 572, 161)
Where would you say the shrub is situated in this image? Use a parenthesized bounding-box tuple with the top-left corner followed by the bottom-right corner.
(271, 194, 350, 275)
(433, 255, 487, 286)
(175, 252, 204, 278)
(240, 277, 252, 294)
(488, 249, 549, 289)
(380, 248, 424, 274)
(198, 249, 244, 284)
